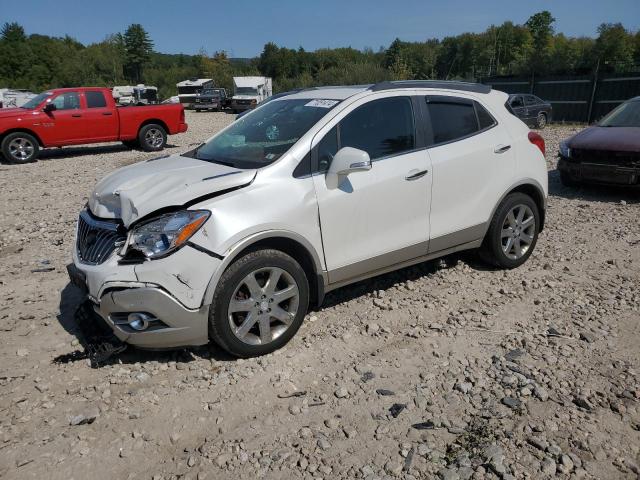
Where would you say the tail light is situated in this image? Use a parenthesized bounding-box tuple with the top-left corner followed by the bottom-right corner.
(528, 131, 545, 156)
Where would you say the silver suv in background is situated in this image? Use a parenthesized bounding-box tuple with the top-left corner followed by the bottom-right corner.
(69, 81, 548, 358)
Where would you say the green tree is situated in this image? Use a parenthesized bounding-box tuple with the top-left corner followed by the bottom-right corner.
(1, 22, 26, 42)
(525, 11, 556, 73)
(123, 24, 154, 83)
(594, 23, 635, 70)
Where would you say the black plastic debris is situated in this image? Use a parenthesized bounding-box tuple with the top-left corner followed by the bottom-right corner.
(389, 403, 406, 418)
(360, 371, 375, 382)
(277, 391, 307, 399)
(74, 300, 127, 368)
(411, 420, 435, 430)
(376, 389, 395, 396)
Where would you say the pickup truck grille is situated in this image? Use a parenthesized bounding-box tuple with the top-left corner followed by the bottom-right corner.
(76, 210, 126, 265)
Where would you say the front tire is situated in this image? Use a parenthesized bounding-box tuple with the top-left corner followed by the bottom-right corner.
(209, 249, 309, 358)
(481, 192, 540, 269)
(536, 113, 547, 129)
(1, 132, 40, 163)
(559, 170, 579, 187)
(138, 124, 167, 152)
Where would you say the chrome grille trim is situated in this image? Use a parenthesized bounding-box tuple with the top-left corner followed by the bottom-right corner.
(76, 209, 126, 265)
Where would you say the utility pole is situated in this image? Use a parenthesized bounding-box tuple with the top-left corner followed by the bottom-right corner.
(587, 58, 600, 124)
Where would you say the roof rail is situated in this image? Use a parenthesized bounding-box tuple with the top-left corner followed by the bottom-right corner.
(369, 80, 491, 94)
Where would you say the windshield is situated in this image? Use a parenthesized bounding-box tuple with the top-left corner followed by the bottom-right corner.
(599, 100, 640, 127)
(194, 98, 339, 169)
(20, 92, 52, 109)
(201, 89, 221, 96)
(236, 87, 258, 95)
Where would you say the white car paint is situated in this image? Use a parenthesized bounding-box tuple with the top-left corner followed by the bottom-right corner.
(71, 82, 548, 349)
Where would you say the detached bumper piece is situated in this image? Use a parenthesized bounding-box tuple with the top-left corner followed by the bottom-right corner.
(75, 300, 127, 368)
(559, 151, 640, 186)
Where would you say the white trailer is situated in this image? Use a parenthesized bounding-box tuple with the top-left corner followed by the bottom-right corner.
(0, 88, 36, 108)
(231, 76, 273, 112)
(176, 78, 214, 108)
(112, 84, 158, 106)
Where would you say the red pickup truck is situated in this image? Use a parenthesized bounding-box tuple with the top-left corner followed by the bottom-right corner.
(0, 87, 188, 163)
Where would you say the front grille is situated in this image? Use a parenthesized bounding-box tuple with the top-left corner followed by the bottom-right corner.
(572, 149, 640, 167)
(76, 210, 126, 265)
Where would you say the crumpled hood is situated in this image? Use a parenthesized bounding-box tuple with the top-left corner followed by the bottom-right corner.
(568, 126, 640, 153)
(88, 154, 256, 227)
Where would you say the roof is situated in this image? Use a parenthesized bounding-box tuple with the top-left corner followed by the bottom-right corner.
(233, 77, 270, 88)
(279, 80, 492, 101)
(176, 78, 212, 87)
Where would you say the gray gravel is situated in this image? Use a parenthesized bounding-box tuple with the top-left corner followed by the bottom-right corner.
(0, 114, 639, 479)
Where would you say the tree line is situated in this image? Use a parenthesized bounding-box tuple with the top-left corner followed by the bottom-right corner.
(1, 12, 638, 99)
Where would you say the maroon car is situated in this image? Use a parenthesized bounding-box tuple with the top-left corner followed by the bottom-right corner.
(558, 96, 640, 187)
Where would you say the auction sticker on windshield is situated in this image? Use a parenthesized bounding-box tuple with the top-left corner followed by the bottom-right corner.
(305, 99, 339, 108)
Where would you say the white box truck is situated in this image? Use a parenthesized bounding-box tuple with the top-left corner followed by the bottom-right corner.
(231, 76, 273, 113)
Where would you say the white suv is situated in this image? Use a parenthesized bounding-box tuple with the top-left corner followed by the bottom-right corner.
(69, 81, 547, 357)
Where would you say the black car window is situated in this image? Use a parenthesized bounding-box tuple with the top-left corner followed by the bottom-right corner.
(510, 96, 524, 108)
(475, 101, 497, 130)
(426, 99, 479, 144)
(316, 126, 339, 173)
(51, 92, 80, 110)
(524, 95, 537, 106)
(86, 91, 107, 108)
(339, 97, 415, 160)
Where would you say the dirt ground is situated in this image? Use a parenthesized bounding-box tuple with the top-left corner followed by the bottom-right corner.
(0, 112, 638, 480)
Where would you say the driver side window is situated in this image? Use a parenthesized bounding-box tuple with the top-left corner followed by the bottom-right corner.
(51, 92, 80, 110)
(317, 126, 338, 173)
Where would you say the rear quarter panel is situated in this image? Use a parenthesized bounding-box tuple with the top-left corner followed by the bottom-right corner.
(116, 104, 186, 139)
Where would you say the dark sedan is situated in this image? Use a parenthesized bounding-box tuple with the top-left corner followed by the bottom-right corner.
(558, 96, 640, 187)
(508, 94, 552, 129)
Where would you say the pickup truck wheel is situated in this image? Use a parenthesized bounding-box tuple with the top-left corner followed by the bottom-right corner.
(1, 132, 39, 164)
(138, 124, 167, 152)
(209, 249, 309, 358)
(480, 192, 540, 269)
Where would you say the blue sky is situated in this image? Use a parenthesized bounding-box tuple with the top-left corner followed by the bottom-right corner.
(2, 0, 639, 57)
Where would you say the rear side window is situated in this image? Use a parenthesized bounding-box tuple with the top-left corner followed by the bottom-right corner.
(426, 99, 478, 144)
(475, 101, 497, 130)
(340, 97, 415, 160)
(86, 91, 107, 108)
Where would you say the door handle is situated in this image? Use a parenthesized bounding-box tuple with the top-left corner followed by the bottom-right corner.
(102, 112, 113, 116)
(494, 144, 511, 154)
(405, 169, 429, 181)
(72, 114, 82, 118)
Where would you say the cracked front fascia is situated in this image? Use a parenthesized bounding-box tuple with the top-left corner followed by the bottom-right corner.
(133, 242, 221, 310)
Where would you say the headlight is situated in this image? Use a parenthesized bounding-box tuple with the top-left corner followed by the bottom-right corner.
(559, 140, 571, 158)
(126, 210, 210, 259)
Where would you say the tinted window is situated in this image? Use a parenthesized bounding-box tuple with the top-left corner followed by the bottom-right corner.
(524, 95, 537, 106)
(317, 126, 338, 172)
(475, 101, 496, 130)
(51, 92, 80, 110)
(510, 96, 524, 108)
(340, 97, 415, 160)
(427, 100, 478, 144)
(86, 91, 107, 108)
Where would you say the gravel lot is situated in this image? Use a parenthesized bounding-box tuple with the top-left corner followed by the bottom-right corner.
(0, 112, 639, 480)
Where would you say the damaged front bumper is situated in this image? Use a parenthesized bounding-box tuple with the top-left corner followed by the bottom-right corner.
(70, 242, 221, 349)
(558, 156, 640, 186)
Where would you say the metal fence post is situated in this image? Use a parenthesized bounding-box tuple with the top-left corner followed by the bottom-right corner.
(587, 59, 600, 124)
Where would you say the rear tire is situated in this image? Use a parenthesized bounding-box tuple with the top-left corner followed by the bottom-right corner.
(1, 132, 39, 164)
(209, 249, 309, 358)
(138, 124, 167, 152)
(536, 113, 547, 129)
(480, 192, 540, 269)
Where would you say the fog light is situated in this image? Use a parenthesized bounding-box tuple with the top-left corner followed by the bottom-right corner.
(127, 312, 152, 331)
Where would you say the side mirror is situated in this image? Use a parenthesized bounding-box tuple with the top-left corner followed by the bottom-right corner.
(43, 102, 57, 113)
(326, 147, 371, 188)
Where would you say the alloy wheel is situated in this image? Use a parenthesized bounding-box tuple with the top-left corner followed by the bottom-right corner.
(145, 128, 164, 148)
(8, 137, 34, 161)
(227, 267, 300, 345)
(501, 204, 536, 260)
